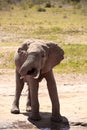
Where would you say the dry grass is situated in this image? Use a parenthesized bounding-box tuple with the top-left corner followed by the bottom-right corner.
(0, 5, 87, 73)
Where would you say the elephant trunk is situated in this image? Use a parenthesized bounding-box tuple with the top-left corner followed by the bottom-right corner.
(19, 60, 40, 79)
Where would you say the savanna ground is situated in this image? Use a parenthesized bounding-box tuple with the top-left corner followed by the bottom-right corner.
(0, 2, 87, 130)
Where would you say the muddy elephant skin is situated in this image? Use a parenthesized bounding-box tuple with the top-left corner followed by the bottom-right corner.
(11, 39, 64, 122)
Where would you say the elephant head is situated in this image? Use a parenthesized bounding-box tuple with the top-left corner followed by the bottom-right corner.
(15, 40, 64, 79)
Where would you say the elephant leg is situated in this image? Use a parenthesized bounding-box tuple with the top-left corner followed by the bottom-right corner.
(28, 77, 41, 121)
(26, 85, 31, 112)
(11, 69, 24, 114)
(44, 70, 62, 122)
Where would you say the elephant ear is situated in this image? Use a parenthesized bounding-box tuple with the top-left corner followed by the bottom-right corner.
(17, 40, 33, 57)
(42, 42, 64, 73)
(15, 42, 31, 67)
(17, 43, 29, 54)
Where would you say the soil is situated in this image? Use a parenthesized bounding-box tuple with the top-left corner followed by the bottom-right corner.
(0, 69, 87, 130)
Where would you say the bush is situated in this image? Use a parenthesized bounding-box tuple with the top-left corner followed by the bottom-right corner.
(37, 7, 46, 12)
(45, 2, 52, 8)
(59, 5, 63, 8)
(71, 0, 81, 2)
(6, 0, 15, 4)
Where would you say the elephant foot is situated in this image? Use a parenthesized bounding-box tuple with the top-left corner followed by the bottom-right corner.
(29, 114, 41, 121)
(26, 106, 31, 112)
(51, 115, 62, 123)
(11, 106, 20, 114)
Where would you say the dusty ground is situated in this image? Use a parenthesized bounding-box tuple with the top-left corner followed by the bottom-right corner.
(0, 70, 87, 130)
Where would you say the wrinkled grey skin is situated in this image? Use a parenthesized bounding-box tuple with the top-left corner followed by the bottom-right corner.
(11, 39, 64, 122)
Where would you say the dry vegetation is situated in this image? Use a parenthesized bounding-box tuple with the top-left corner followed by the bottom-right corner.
(0, 0, 87, 73)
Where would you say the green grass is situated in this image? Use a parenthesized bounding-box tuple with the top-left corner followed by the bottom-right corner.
(0, 5, 87, 73)
(54, 44, 87, 73)
(0, 51, 15, 69)
(0, 6, 87, 44)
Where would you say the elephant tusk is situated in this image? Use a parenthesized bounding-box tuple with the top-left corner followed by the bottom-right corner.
(34, 70, 40, 79)
(20, 76, 24, 79)
(20, 70, 40, 79)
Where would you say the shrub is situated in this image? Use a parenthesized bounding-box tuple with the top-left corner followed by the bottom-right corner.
(37, 7, 46, 12)
(45, 2, 52, 8)
(71, 0, 81, 2)
(59, 5, 63, 8)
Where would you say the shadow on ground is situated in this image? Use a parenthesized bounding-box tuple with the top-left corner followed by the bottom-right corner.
(23, 112, 70, 130)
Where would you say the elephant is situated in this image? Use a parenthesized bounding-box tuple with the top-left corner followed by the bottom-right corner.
(11, 39, 64, 122)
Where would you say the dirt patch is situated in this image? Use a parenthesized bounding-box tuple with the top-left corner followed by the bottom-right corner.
(65, 35, 87, 45)
(0, 70, 87, 130)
